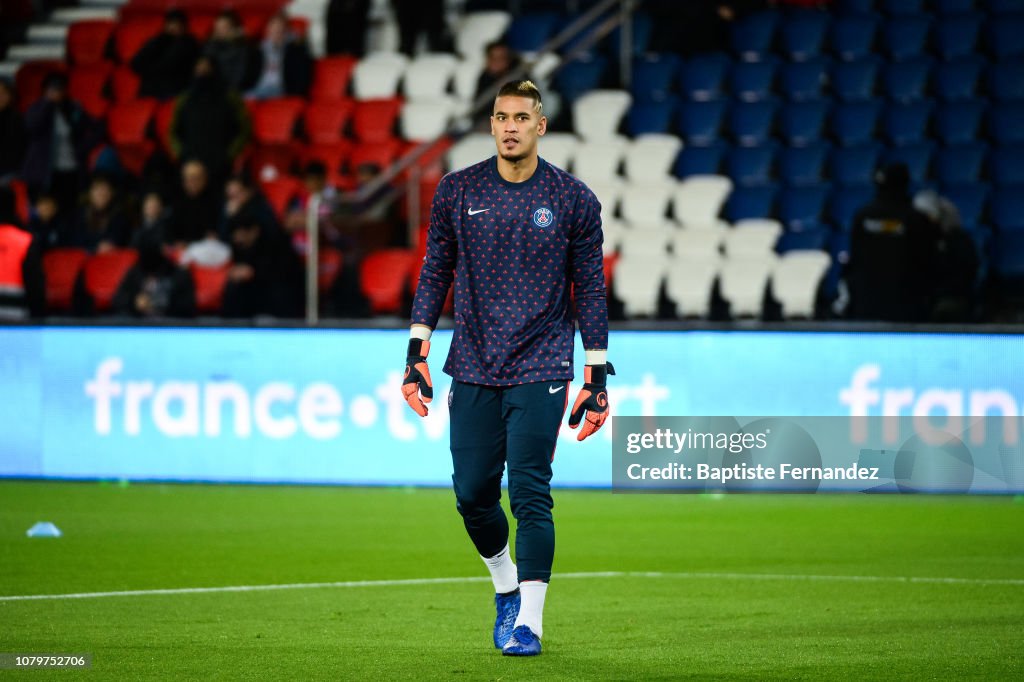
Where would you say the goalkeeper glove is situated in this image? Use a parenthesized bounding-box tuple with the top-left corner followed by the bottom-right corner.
(402, 338, 433, 417)
(568, 362, 615, 441)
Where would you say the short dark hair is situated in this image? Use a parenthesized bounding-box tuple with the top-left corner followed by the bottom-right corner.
(304, 161, 327, 178)
(495, 79, 542, 115)
(165, 8, 187, 25)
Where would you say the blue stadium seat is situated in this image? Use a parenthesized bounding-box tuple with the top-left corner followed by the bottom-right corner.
(673, 144, 727, 178)
(829, 144, 882, 185)
(936, 143, 988, 185)
(731, 11, 778, 62)
(779, 144, 830, 187)
(777, 228, 829, 253)
(990, 0, 1024, 12)
(836, 0, 876, 13)
(679, 54, 730, 101)
(730, 59, 778, 102)
(882, 0, 923, 13)
(831, 59, 880, 101)
(554, 54, 608, 104)
(779, 100, 829, 147)
(677, 100, 728, 147)
(987, 15, 1024, 59)
(724, 186, 778, 222)
(990, 103, 1024, 144)
(626, 98, 678, 136)
(933, 101, 985, 145)
(883, 144, 932, 185)
(779, 186, 829, 231)
(609, 11, 653, 56)
(630, 54, 680, 104)
(935, 0, 975, 12)
(728, 101, 778, 147)
(883, 16, 931, 62)
(831, 100, 883, 146)
(934, 57, 984, 102)
(988, 60, 1024, 101)
(935, 14, 982, 60)
(726, 145, 777, 187)
(882, 58, 931, 102)
(990, 146, 1024, 186)
(943, 185, 989, 229)
(829, 185, 875, 229)
(779, 59, 828, 101)
(882, 100, 933, 146)
(779, 11, 828, 62)
(993, 231, 1024, 280)
(993, 189, 1024, 230)
(830, 15, 878, 61)
(505, 12, 561, 54)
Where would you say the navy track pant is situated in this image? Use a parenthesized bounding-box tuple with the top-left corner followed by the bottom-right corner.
(449, 379, 569, 583)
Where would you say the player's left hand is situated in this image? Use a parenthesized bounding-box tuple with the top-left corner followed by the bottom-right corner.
(568, 362, 615, 441)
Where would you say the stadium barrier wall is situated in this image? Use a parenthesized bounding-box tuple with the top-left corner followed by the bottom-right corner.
(0, 325, 1022, 487)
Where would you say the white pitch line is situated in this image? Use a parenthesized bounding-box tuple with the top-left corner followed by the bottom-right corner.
(1, 571, 1021, 603)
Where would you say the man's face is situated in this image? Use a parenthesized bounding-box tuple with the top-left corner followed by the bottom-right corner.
(490, 95, 546, 164)
(212, 17, 235, 40)
(485, 46, 511, 75)
(165, 19, 185, 37)
(89, 181, 112, 209)
(182, 163, 207, 196)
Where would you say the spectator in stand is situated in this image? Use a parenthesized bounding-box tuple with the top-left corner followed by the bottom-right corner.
(222, 208, 302, 318)
(167, 160, 221, 247)
(0, 185, 45, 319)
(130, 8, 200, 100)
(326, 0, 371, 56)
(169, 57, 250, 184)
(22, 72, 98, 217)
(219, 173, 278, 240)
(247, 12, 313, 100)
(474, 41, 520, 102)
(28, 191, 67, 249)
(204, 9, 261, 92)
(913, 189, 979, 322)
(0, 78, 26, 182)
(390, 0, 450, 56)
(69, 172, 132, 252)
(283, 161, 339, 256)
(132, 189, 172, 247)
(112, 228, 196, 318)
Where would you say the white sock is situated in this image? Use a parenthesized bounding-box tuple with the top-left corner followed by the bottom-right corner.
(480, 544, 518, 594)
(513, 580, 547, 639)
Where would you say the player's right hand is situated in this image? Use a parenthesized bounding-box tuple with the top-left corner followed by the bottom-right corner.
(402, 338, 433, 417)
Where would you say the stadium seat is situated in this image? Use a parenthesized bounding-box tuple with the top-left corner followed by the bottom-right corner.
(990, 0, 1024, 13)
(989, 103, 1024, 144)
(990, 146, 1024, 186)
(10, 179, 29, 224)
(730, 10, 778, 62)
(836, 0, 876, 13)
(831, 100, 882, 146)
(883, 144, 932, 185)
(190, 263, 230, 314)
(352, 52, 408, 100)
(935, 143, 987, 185)
(350, 140, 403, 177)
(934, 101, 985, 145)
(154, 99, 175, 154)
(678, 53, 730, 101)
(360, 248, 415, 314)
(612, 255, 668, 317)
(401, 98, 456, 142)
(728, 101, 777, 147)
(106, 98, 156, 146)
(677, 100, 727, 147)
(935, 13, 982, 60)
(609, 10, 654, 57)
(988, 61, 1024, 102)
(830, 15, 878, 62)
(572, 90, 631, 142)
(454, 11, 511, 59)
(537, 132, 576, 169)
(934, 58, 984, 102)
(883, 16, 931, 62)
(626, 98, 677, 136)
(779, 144, 829, 187)
(505, 11, 560, 54)
(882, 0, 924, 14)
(251, 97, 304, 145)
(726, 146, 776, 187)
(831, 58, 880, 101)
(779, 100, 829, 147)
(82, 249, 139, 312)
(665, 257, 720, 318)
(623, 134, 682, 183)
(572, 139, 626, 184)
(621, 185, 674, 226)
(42, 248, 89, 312)
(776, 228, 830, 253)
(778, 186, 829, 231)
(987, 15, 1024, 59)
(726, 218, 783, 257)
(447, 133, 493, 171)
(673, 145, 726, 179)
(66, 19, 115, 65)
(670, 230, 724, 260)
(779, 11, 828, 62)
(310, 56, 358, 101)
(945, 184, 990, 229)
(730, 59, 778, 102)
(935, 0, 975, 12)
(993, 231, 1024, 280)
(723, 185, 777, 223)
(68, 63, 112, 119)
(302, 99, 354, 144)
(555, 54, 609, 105)
(112, 17, 162, 63)
(829, 144, 881, 186)
(352, 98, 403, 143)
(403, 53, 458, 101)
(110, 66, 140, 102)
(771, 250, 830, 317)
(882, 100, 933, 146)
(779, 59, 828, 101)
(718, 255, 776, 318)
(587, 181, 623, 216)
(630, 54, 680, 104)
(882, 58, 931, 103)
(451, 58, 482, 104)
(828, 185, 874, 229)
(673, 175, 734, 227)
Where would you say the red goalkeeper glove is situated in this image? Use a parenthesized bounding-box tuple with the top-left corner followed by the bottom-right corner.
(568, 362, 615, 441)
(402, 338, 433, 417)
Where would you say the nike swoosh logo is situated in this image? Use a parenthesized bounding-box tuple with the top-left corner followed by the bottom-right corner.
(549, 385, 565, 394)
(468, 208, 490, 215)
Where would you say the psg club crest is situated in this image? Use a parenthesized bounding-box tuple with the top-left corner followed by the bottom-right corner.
(533, 207, 554, 228)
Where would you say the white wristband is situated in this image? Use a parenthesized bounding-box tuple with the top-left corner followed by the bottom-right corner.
(410, 325, 432, 341)
(585, 349, 607, 365)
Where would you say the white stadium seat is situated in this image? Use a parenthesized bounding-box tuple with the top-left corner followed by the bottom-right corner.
(613, 255, 669, 317)
(573, 90, 632, 142)
(452, 58, 484, 104)
(772, 251, 831, 318)
(672, 175, 733, 228)
(601, 217, 627, 255)
(401, 98, 456, 142)
(538, 132, 578, 170)
(719, 255, 777, 318)
(623, 134, 683, 183)
(618, 224, 673, 259)
(352, 51, 408, 99)
(620, 184, 674, 226)
(572, 138, 627, 185)
(455, 12, 512, 59)
(403, 53, 458, 101)
(724, 219, 782, 258)
(665, 257, 722, 318)
(448, 133, 495, 171)
(670, 229, 723, 260)
(585, 180, 624, 216)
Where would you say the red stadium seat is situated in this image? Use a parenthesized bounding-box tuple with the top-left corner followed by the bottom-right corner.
(107, 98, 156, 145)
(352, 98, 403, 143)
(188, 12, 216, 40)
(190, 262, 230, 313)
(288, 16, 309, 39)
(82, 249, 139, 312)
(112, 17, 163, 63)
(239, 9, 272, 38)
(251, 96, 305, 145)
(260, 176, 304, 220)
(154, 98, 176, 154)
(302, 99, 354, 144)
(68, 63, 113, 118)
(14, 60, 65, 112)
(110, 65, 141, 102)
(349, 140, 402, 175)
(359, 248, 415, 314)
(310, 56, 358, 101)
(246, 145, 300, 183)
(10, 180, 30, 225)
(66, 19, 116, 65)
(42, 248, 90, 312)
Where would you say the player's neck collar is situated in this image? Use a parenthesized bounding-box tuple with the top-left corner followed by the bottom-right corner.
(491, 156, 545, 190)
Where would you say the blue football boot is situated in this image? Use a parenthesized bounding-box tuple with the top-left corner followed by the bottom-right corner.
(493, 589, 520, 648)
(501, 625, 541, 656)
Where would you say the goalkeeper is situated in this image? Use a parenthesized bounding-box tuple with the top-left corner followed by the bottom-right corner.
(402, 80, 612, 657)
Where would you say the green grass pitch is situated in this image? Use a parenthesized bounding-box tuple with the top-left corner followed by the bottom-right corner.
(1, 481, 1022, 680)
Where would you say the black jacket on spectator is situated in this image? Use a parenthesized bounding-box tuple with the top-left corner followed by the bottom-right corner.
(22, 98, 96, 194)
(223, 216, 302, 318)
(131, 32, 201, 100)
(168, 185, 221, 245)
(70, 202, 133, 251)
(205, 37, 261, 92)
(169, 73, 250, 181)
